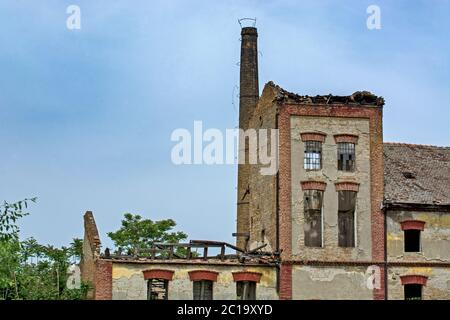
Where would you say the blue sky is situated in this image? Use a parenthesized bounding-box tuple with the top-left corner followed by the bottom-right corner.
(0, 0, 449, 248)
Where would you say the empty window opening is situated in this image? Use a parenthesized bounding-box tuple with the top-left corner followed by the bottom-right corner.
(404, 229, 421, 252)
(404, 284, 422, 300)
(304, 190, 323, 247)
(193, 280, 213, 300)
(338, 190, 356, 247)
(236, 281, 256, 300)
(147, 278, 168, 300)
(304, 141, 322, 170)
(337, 143, 355, 171)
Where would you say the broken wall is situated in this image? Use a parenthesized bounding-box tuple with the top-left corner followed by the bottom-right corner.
(111, 262, 278, 300)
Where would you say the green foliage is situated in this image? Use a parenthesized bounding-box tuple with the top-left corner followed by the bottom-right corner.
(107, 213, 188, 255)
(0, 198, 36, 241)
(0, 198, 87, 300)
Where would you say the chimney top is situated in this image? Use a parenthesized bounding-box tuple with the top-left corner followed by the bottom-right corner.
(241, 27, 257, 36)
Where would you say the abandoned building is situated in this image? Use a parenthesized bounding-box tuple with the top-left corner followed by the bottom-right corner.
(80, 26, 450, 300)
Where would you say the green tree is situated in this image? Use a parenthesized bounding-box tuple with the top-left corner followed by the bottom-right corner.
(0, 198, 89, 300)
(107, 213, 188, 255)
(0, 198, 36, 241)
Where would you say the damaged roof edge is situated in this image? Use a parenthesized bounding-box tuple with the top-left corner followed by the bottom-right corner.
(265, 81, 385, 106)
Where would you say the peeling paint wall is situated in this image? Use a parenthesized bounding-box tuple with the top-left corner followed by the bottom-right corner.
(387, 211, 450, 262)
(111, 262, 278, 300)
(387, 267, 450, 300)
(291, 116, 372, 260)
(292, 265, 373, 299)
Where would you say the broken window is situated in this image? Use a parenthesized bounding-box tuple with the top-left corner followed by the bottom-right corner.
(404, 229, 421, 252)
(236, 281, 256, 300)
(304, 141, 322, 170)
(338, 190, 356, 247)
(337, 142, 355, 171)
(193, 280, 213, 300)
(304, 190, 323, 247)
(147, 278, 168, 300)
(404, 284, 422, 300)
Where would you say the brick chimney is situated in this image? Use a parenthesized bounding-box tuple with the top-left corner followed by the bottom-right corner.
(236, 26, 259, 249)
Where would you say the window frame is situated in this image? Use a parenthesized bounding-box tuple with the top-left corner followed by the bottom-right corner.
(193, 280, 213, 300)
(236, 281, 256, 300)
(337, 142, 356, 172)
(303, 189, 324, 247)
(304, 141, 322, 171)
(337, 190, 357, 247)
(147, 278, 169, 300)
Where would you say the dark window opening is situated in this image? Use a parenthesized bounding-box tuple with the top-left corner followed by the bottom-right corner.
(404, 229, 421, 252)
(147, 278, 168, 300)
(304, 190, 323, 247)
(338, 190, 356, 247)
(236, 281, 256, 300)
(304, 141, 322, 170)
(404, 284, 422, 300)
(261, 229, 265, 242)
(193, 280, 213, 300)
(337, 143, 355, 171)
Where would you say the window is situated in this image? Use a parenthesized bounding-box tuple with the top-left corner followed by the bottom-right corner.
(337, 143, 355, 171)
(304, 190, 323, 247)
(304, 141, 322, 170)
(147, 278, 168, 300)
(338, 190, 356, 247)
(404, 229, 421, 252)
(236, 281, 256, 300)
(404, 284, 422, 300)
(193, 280, 213, 300)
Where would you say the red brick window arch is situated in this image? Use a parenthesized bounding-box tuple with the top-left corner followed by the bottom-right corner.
(142, 269, 174, 300)
(401, 220, 425, 253)
(401, 275, 428, 300)
(232, 272, 262, 300)
(188, 270, 219, 282)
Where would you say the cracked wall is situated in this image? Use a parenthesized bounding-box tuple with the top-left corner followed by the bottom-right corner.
(387, 210, 450, 262)
(291, 116, 372, 261)
(387, 267, 450, 300)
(111, 262, 278, 300)
(292, 265, 373, 299)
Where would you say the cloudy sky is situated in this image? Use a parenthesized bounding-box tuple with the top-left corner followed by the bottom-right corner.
(0, 0, 449, 248)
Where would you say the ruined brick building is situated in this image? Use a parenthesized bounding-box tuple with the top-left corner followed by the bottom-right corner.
(81, 26, 450, 300)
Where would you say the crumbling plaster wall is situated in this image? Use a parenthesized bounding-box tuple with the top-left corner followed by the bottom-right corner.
(387, 210, 450, 262)
(290, 116, 372, 261)
(387, 267, 450, 300)
(292, 265, 373, 299)
(111, 262, 278, 300)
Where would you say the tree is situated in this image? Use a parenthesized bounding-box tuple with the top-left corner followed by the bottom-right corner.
(0, 198, 36, 241)
(107, 213, 188, 255)
(0, 198, 89, 300)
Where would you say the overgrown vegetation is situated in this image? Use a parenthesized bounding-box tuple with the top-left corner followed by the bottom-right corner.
(0, 199, 189, 300)
(0, 199, 89, 300)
